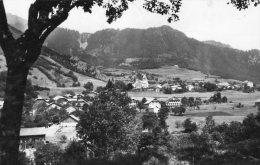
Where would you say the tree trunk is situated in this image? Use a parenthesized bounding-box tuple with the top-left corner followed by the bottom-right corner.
(0, 61, 29, 165)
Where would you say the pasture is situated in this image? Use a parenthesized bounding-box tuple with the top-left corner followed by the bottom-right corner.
(166, 102, 258, 133)
(128, 90, 260, 133)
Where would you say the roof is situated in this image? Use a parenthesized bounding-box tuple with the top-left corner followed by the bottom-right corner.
(53, 96, 67, 101)
(60, 115, 79, 123)
(20, 127, 46, 137)
(167, 97, 181, 102)
(70, 115, 79, 121)
(144, 98, 159, 105)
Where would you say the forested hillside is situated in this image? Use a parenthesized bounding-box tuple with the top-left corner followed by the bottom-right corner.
(0, 25, 103, 88)
(85, 26, 260, 82)
(7, 14, 260, 83)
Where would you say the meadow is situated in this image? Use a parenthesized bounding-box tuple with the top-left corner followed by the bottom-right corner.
(128, 90, 260, 133)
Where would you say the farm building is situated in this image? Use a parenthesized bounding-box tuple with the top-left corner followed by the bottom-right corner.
(19, 127, 46, 150)
(166, 97, 181, 109)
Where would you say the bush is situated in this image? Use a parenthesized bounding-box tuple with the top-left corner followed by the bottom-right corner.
(34, 143, 63, 165)
(84, 82, 94, 91)
(183, 118, 198, 133)
(60, 135, 67, 143)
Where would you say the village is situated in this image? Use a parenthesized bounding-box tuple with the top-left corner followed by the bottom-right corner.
(1, 71, 257, 162)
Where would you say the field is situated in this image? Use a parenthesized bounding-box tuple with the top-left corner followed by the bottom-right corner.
(142, 65, 241, 83)
(128, 90, 260, 103)
(128, 90, 260, 133)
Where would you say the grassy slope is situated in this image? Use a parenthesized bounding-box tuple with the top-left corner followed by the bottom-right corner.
(0, 53, 105, 95)
(142, 65, 242, 82)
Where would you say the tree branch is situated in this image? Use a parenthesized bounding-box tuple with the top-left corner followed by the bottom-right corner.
(0, 0, 15, 52)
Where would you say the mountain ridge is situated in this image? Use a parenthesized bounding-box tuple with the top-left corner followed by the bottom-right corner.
(6, 14, 260, 83)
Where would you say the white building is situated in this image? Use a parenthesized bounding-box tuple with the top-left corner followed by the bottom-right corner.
(171, 85, 182, 91)
(186, 84, 194, 91)
(217, 82, 230, 88)
(145, 98, 161, 113)
(243, 80, 254, 88)
(166, 97, 181, 108)
(133, 74, 149, 89)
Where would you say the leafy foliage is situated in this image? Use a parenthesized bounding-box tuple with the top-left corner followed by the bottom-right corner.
(34, 143, 63, 165)
(77, 88, 138, 158)
(182, 118, 198, 133)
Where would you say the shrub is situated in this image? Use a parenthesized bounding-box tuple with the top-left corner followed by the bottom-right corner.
(183, 118, 198, 133)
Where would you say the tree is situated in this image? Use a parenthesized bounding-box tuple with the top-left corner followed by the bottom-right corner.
(105, 79, 114, 89)
(59, 141, 88, 165)
(0, 0, 258, 164)
(34, 143, 63, 165)
(114, 80, 126, 91)
(172, 106, 186, 116)
(142, 112, 159, 131)
(157, 106, 170, 132)
(181, 97, 189, 107)
(204, 82, 218, 91)
(125, 83, 134, 91)
(222, 96, 228, 103)
(183, 118, 198, 133)
(77, 88, 138, 158)
(137, 97, 147, 110)
(83, 82, 94, 91)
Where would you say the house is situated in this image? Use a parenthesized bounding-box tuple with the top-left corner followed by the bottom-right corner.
(64, 93, 73, 98)
(255, 99, 260, 108)
(217, 82, 230, 89)
(186, 84, 194, 91)
(192, 78, 205, 83)
(155, 84, 162, 93)
(129, 99, 139, 108)
(53, 96, 68, 105)
(171, 85, 182, 91)
(19, 127, 46, 150)
(166, 97, 181, 109)
(65, 106, 77, 114)
(145, 98, 161, 113)
(243, 80, 254, 88)
(59, 115, 79, 127)
(46, 103, 62, 111)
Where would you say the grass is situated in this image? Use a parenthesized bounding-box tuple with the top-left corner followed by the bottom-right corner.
(142, 65, 241, 83)
(185, 111, 233, 117)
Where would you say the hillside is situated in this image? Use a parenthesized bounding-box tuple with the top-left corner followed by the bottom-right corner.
(85, 26, 260, 83)
(7, 14, 260, 83)
(0, 25, 105, 89)
(6, 14, 97, 65)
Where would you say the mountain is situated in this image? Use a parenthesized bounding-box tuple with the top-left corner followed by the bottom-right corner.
(84, 26, 260, 83)
(204, 40, 231, 48)
(7, 14, 260, 83)
(7, 14, 96, 64)
(0, 25, 105, 89)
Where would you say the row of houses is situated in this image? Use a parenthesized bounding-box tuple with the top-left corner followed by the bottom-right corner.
(33, 93, 92, 115)
(130, 96, 182, 113)
(129, 72, 256, 92)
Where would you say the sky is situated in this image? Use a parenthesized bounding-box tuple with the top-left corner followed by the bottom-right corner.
(3, 0, 260, 50)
